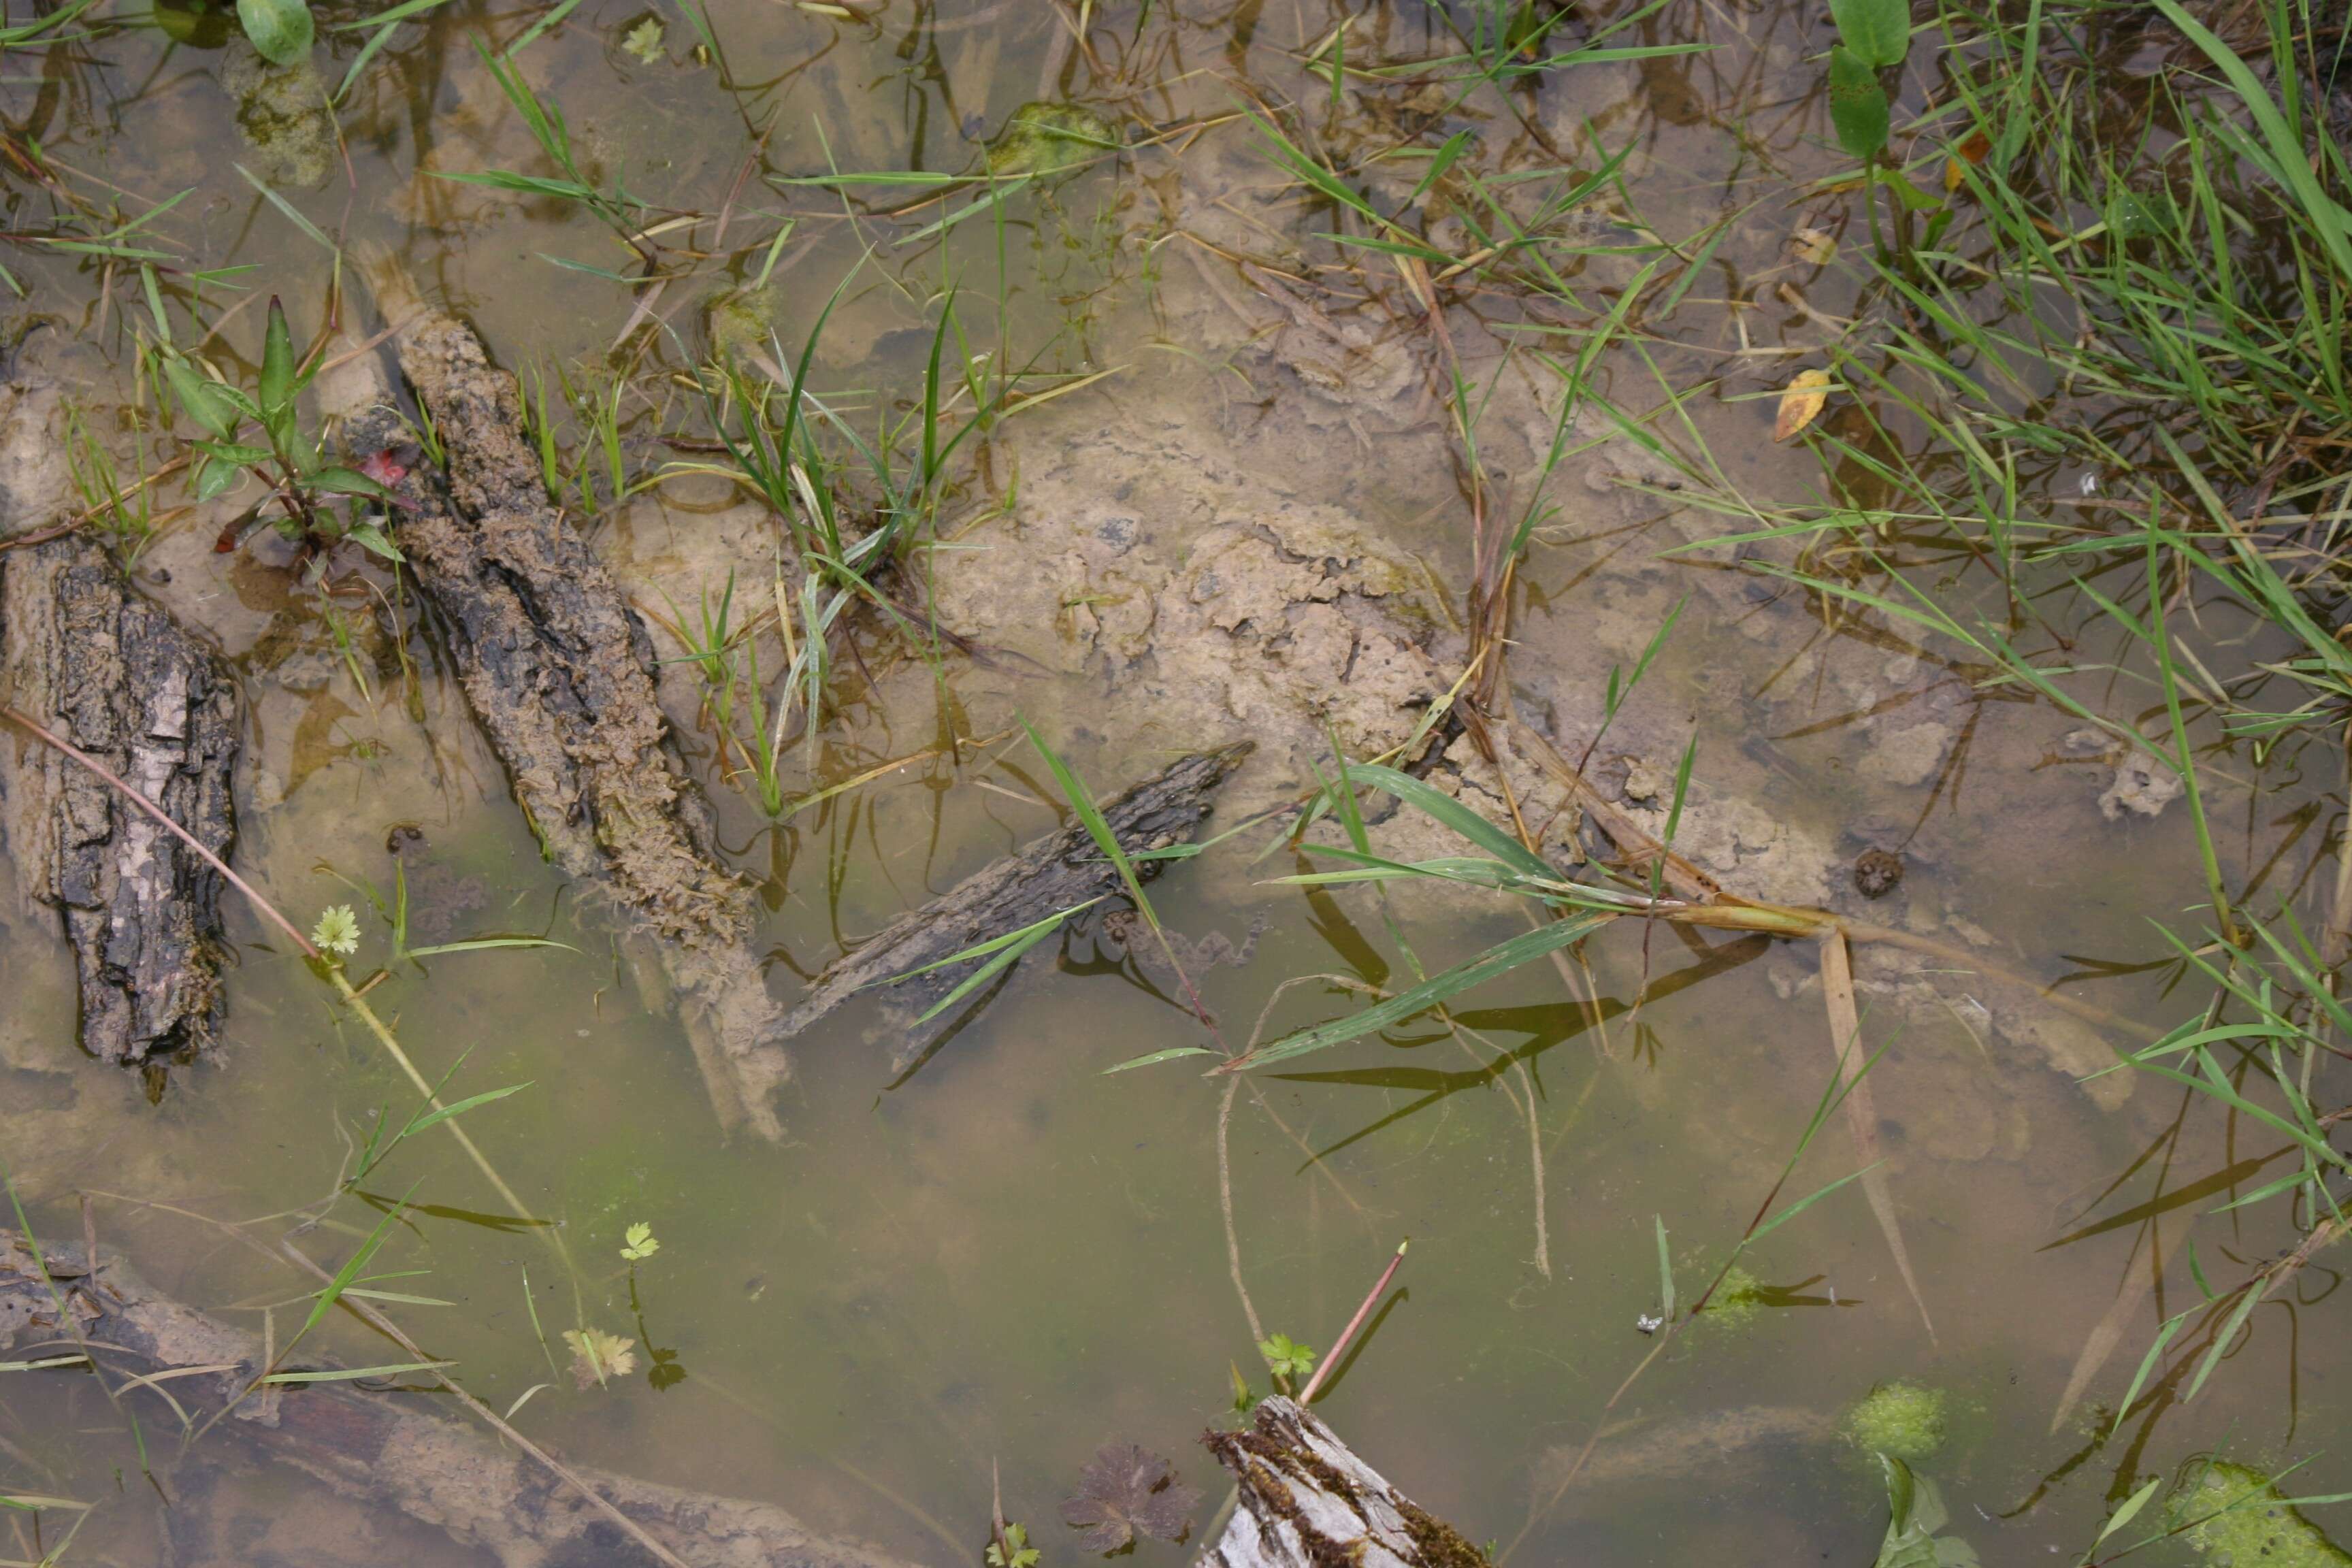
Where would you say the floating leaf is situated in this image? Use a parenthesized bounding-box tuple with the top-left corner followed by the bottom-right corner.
(235, 0, 313, 64)
(562, 1326, 636, 1388)
(1774, 368, 1834, 441)
(619, 1222, 659, 1261)
(1060, 1443, 1202, 1554)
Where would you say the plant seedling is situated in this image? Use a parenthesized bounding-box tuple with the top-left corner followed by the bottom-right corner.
(161, 297, 403, 564)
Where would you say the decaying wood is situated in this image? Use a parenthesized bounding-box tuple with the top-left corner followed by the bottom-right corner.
(351, 250, 789, 1139)
(1197, 1396, 1482, 1568)
(777, 742, 1253, 1070)
(0, 365, 240, 1077)
(0, 1230, 918, 1568)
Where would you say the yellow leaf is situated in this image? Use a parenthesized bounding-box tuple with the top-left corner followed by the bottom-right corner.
(1944, 158, 1965, 193)
(562, 1326, 637, 1389)
(1773, 370, 1833, 442)
(1791, 227, 1838, 266)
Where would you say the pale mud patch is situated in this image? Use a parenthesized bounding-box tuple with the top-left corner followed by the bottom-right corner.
(925, 416, 1462, 818)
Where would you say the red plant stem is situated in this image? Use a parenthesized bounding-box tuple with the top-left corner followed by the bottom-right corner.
(1298, 1239, 1407, 1404)
(0, 705, 321, 960)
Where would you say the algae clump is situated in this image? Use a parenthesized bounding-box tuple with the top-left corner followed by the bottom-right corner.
(984, 102, 1118, 178)
(1843, 1380, 1947, 1463)
(1698, 1262, 1767, 1329)
(706, 285, 779, 360)
(2175, 1462, 2352, 1567)
(219, 44, 334, 189)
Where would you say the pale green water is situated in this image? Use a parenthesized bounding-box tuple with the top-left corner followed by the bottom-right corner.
(1, 2, 2347, 1566)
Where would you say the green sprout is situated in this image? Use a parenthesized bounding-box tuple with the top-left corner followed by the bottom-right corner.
(985, 1522, 1040, 1568)
(1258, 1333, 1317, 1389)
(619, 1222, 659, 1262)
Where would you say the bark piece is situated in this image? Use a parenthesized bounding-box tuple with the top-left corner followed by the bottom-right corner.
(776, 742, 1252, 1070)
(0, 532, 240, 1076)
(0, 1230, 918, 1568)
(1197, 1396, 1482, 1568)
(350, 252, 789, 1137)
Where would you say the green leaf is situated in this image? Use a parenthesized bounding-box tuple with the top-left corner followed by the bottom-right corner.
(2095, 1477, 2164, 1546)
(1102, 1045, 1218, 1074)
(1829, 47, 1890, 161)
(1829, 0, 1909, 67)
(346, 523, 406, 562)
(1653, 1215, 1676, 1324)
(163, 357, 240, 440)
(235, 0, 313, 65)
(311, 465, 395, 500)
(1874, 1455, 1980, 1568)
(1227, 911, 1614, 1071)
(260, 296, 296, 427)
(193, 453, 246, 501)
(402, 1081, 530, 1137)
(262, 1360, 452, 1384)
(1343, 763, 1556, 881)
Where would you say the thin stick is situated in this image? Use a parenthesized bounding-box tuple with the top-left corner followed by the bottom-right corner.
(0, 706, 564, 1268)
(1298, 1239, 1407, 1404)
(273, 1241, 692, 1568)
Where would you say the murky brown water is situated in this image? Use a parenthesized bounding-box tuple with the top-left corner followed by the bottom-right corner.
(3, 1, 2347, 1565)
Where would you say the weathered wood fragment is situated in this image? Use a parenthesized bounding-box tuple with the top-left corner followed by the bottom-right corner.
(1, 370, 241, 1078)
(1197, 1396, 1483, 1568)
(777, 742, 1252, 1069)
(350, 252, 789, 1137)
(0, 1230, 918, 1568)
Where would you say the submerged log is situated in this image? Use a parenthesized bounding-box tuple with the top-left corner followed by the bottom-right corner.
(1198, 1396, 1483, 1568)
(1, 371, 241, 1078)
(0, 1229, 917, 1568)
(350, 251, 790, 1139)
(776, 742, 1253, 1071)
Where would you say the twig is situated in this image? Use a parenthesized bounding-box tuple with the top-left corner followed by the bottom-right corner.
(1298, 1239, 1407, 1403)
(0, 705, 566, 1273)
(273, 1240, 693, 1568)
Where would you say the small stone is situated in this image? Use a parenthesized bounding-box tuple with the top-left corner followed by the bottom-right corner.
(1852, 848, 1904, 899)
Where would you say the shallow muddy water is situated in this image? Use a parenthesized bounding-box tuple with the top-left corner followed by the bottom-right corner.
(2, 1, 2348, 1565)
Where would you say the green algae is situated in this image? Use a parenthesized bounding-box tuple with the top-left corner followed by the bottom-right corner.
(1844, 1381, 1948, 1463)
(1699, 1262, 1766, 1329)
(983, 101, 1118, 178)
(219, 44, 333, 188)
(2174, 1463, 2352, 1567)
(706, 285, 779, 359)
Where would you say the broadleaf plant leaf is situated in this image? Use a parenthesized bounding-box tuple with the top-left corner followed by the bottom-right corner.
(235, 0, 314, 67)
(1829, 0, 1910, 67)
(1829, 46, 1891, 160)
(163, 357, 240, 440)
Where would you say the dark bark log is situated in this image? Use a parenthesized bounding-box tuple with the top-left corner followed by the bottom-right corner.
(0, 1230, 921, 1568)
(349, 259, 789, 1137)
(0, 532, 240, 1078)
(776, 742, 1253, 1071)
(1197, 1397, 1483, 1568)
